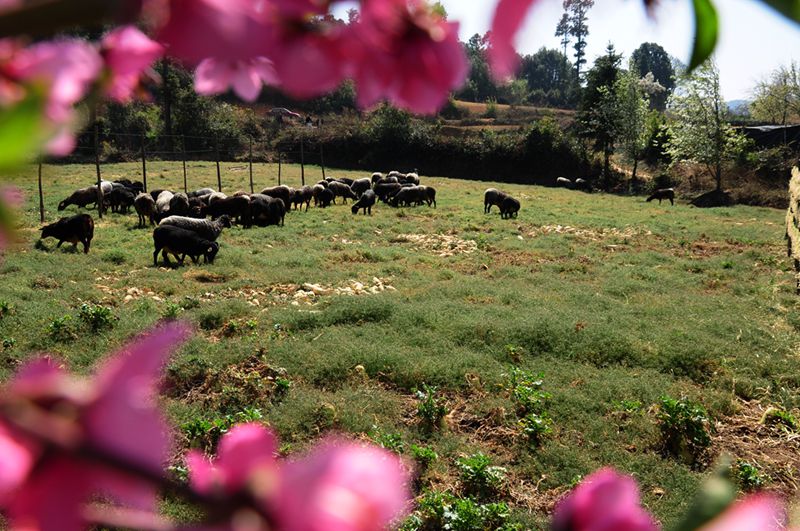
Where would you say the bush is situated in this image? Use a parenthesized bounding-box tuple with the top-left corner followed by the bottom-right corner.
(400, 491, 519, 531)
(78, 303, 117, 332)
(457, 453, 506, 498)
(735, 460, 767, 491)
(414, 383, 448, 432)
(657, 396, 712, 466)
(47, 315, 77, 342)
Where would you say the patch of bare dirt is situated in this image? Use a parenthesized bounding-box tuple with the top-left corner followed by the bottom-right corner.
(712, 400, 800, 496)
(527, 224, 652, 240)
(393, 233, 478, 257)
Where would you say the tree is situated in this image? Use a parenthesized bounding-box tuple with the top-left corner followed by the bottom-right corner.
(630, 42, 675, 111)
(666, 61, 748, 192)
(616, 66, 651, 189)
(555, 13, 571, 57)
(519, 48, 579, 108)
(456, 33, 498, 102)
(750, 61, 800, 126)
(562, 0, 595, 80)
(579, 44, 623, 185)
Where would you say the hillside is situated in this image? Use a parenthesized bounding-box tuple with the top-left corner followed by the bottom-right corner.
(1, 162, 798, 528)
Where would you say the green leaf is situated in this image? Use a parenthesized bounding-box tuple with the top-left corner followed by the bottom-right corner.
(0, 92, 46, 171)
(758, 0, 800, 24)
(689, 0, 719, 72)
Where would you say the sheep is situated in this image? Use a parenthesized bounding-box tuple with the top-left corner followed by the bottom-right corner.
(317, 188, 334, 208)
(290, 186, 313, 212)
(350, 178, 372, 198)
(500, 196, 520, 219)
(556, 177, 573, 188)
(134, 193, 156, 228)
(149, 189, 166, 202)
(647, 188, 675, 205)
(58, 186, 103, 211)
(483, 188, 508, 214)
(250, 194, 286, 226)
(390, 186, 424, 207)
(311, 184, 326, 206)
(158, 215, 232, 241)
(371, 172, 384, 185)
(99, 180, 113, 195)
(168, 192, 191, 217)
(155, 190, 175, 221)
(351, 189, 377, 215)
(153, 225, 219, 267)
(574, 178, 592, 192)
(335, 177, 354, 186)
(260, 185, 292, 208)
(327, 181, 358, 204)
(374, 182, 402, 203)
(188, 187, 215, 199)
(204, 196, 251, 227)
(315, 180, 329, 188)
(106, 187, 135, 214)
(418, 185, 437, 208)
(206, 192, 228, 205)
(39, 214, 94, 254)
(114, 179, 144, 194)
(403, 172, 420, 186)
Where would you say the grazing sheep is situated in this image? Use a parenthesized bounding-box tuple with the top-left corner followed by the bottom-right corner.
(99, 180, 113, 195)
(390, 186, 424, 207)
(155, 190, 174, 221)
(335, 177, 355, 186)
(188, 187, 215, 199)
(327, 181, 358, 204)
(374, 182, 402, 203)
(39, 214, 94, 254)
(574, 178, 592, 192)
(351, 189, 377, 215)
(58, 186, 103, 211)
(647, 188, 675, 205)
(260, 185, 292, 208)
(317, 188, 334, 208)
(206, 191, 228, 205)
(134, 193, 156, 228)
(500, 196, 520, 219)
(204, 196, 251, 227)
(250, 194, 286, 226)
(106, 187, 135, 214)
(290, 186, 313, 212)
(315, 180, 329, 188)
(168, 192, 191, 217)
(311, 184, 326, 206)
(350, 178, 372, 198)
(371, 172, 384, 185)
(483, 188, 508, 214)
(149, 189, 165, 202)
(556, 177, 573, 188)
(159, 215, 232, 241)
(153, 225, 219, 267)
(419, 185, 437, 207)
(113, 179, 144, 194)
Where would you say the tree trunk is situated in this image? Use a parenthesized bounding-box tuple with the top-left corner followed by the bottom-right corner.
(631, 158, 639, 194)
(715, 159, 722, 191)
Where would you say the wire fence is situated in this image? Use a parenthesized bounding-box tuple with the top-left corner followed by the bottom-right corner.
(36, 124, 331, 222)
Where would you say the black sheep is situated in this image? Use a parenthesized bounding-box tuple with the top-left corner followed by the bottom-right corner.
(39, 214, 94, 254)
(499, 196, 520, 219)
(646, 188, 675, 205)
(351, 190, 377, 215)
(153, 225, 219, 266)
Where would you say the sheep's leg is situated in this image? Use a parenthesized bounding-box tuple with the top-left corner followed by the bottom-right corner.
(56, 240, 64, 248)
(669, 197, 674, 206)
(82, 239, 90, 254)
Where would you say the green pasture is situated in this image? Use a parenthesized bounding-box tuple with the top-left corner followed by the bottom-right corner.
(0, 162, 797, 528)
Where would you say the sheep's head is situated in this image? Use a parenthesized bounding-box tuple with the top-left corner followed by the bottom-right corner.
(218, 215, 232, 228)
(204, 242, 220, 264)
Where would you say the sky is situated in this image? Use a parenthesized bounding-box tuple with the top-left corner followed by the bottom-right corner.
(340, 0, 800, 101)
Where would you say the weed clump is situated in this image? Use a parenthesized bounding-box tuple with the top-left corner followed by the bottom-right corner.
(657, 396, 712, 466)
(414, 383, 448, 432)
(457, 452, 506, 499)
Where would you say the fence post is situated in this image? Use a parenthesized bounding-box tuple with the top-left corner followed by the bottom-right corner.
(93, 121, 103, 219)
(320, 142, 326, 180)
(140, 132, 148, 193)
(300, 136, 305, 187)
(249, 136, 254, 194)
(278, 151, 282, 186)
(181, 135, 188, 194)
(215, 137, 222, 192)
(38, 162, 44, 223)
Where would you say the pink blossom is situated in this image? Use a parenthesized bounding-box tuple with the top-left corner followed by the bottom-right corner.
(101, 25, 164, 102)
(351, 0, 468, 114)
(156, 0, 271, 65)
(699, 495, 785, 531)
(0, 322, 191, 531)
(194, 57, 278, 102)
(6, 39, 101, 122)
(187, 423, 278, 496)
(276, 439, 411, 531)
(552, 468, 659, 531)
(488, 0, 540, 81)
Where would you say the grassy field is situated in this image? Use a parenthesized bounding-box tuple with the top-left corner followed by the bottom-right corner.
(1, 161, 799, 528)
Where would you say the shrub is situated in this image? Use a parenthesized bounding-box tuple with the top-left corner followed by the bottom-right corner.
(761, 407, 798, 432)
(48, 315, 77, 342)
(456, 453, 506, 498)
(0, 300, 12, 319)
(410, 444, 438, 469)
(400, 491, 519, 531)
(735, 460, 767, 491)
(368, 426, 405, 454)
(505, 368, 551, 415)
(161, 302, 184, 321)
(78, 303, 117, 332)
(657, 396, 712, 465)
(414, 383, 448, 432)
(519, 412, 552, 447)
(182, 408, 265, 452)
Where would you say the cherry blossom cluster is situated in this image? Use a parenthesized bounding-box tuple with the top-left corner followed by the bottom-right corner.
(0, 322, 411, 530)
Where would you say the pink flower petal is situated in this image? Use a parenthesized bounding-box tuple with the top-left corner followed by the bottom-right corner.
(488, 0, 540, 81)
(0, 423, 37, 503)
(231, 64, 265, 102)
(216, 423, 277, 491)
(102, 25, 164, 102)
(699, 495, 785, 531)
(187, 450, 219, 494)
(194, 58, 235, 96)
